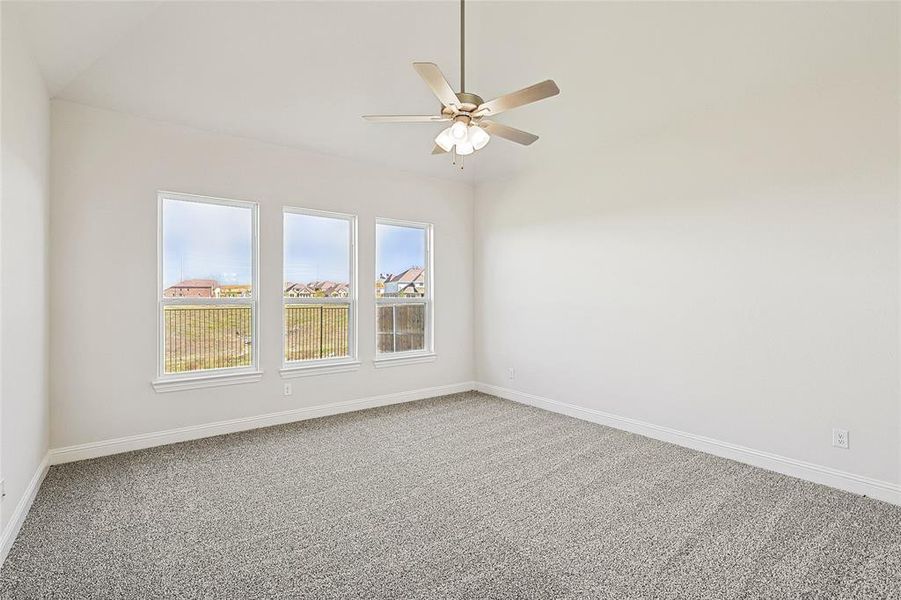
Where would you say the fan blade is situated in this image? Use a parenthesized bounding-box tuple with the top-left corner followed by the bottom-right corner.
(479, 120, 539, 145)
(475, 80, 560, 117)
(431, 145, 447, 155)
(413, 62, 460, 110)
(363, 115, 449, 123)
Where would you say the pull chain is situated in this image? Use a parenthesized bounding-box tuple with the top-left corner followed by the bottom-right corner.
(451, 147, 464, 170)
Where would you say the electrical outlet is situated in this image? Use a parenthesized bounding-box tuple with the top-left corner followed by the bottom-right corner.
(507, 367, 515, 380)
(832, 428, 849, 449)
(283, 383, 293, 397)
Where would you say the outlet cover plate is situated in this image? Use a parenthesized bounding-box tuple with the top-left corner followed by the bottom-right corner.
(832, 428, 849, 449)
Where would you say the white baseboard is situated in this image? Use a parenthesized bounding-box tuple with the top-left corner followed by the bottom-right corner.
(476, 382, 901, 506)
(50, 381, 475, 465)
(1, 453, 50, 567)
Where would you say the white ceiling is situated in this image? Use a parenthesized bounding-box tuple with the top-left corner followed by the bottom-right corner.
(6, 1, 887, 183)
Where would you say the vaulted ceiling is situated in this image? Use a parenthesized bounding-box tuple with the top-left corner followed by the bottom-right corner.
(6, 1, 889, 183)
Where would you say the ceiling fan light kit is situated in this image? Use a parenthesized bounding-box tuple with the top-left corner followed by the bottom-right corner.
(362, 0, 559, 168)
(436, 117, 490, 155)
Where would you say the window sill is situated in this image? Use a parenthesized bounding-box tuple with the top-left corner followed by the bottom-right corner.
(280, 360, 361, 379)
(373, 353, 437, 369)
(152, 370, 263, 393)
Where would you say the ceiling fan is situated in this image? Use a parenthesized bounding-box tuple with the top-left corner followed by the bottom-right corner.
(362, 0, 560, 167)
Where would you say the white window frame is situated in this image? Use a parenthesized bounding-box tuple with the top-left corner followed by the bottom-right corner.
(152, 191, 262, 392)
(280, 207, 359, 378)
(374, 218, 436, 368)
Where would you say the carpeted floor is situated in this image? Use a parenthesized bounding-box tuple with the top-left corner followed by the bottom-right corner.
(1, 391, 899, 599)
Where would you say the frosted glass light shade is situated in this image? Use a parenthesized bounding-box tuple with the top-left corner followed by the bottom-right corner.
(455, 140, 474, 155)
(451, 121, 468, 140)
(469, 125, 490, 150)
(435, 123, 489, 156)
(435, 127, 454, 152)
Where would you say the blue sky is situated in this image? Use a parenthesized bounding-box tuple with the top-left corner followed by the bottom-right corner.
(163, 199, 424, 288)
(376, 223, 425, 277)
(162, 199, 252, 288)
(284, 212, 349, 283)
(284, 218, 425, 283)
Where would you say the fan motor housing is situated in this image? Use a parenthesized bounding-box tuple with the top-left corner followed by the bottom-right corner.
(441, 91, 484, 116)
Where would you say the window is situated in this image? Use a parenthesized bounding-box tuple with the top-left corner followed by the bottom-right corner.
(375, 219, 434, 365)
(154, 192, 260, 391)
(282, 208, 357, 376)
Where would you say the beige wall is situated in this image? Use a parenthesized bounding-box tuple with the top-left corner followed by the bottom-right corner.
(1, 10, 50, 534)
(50, 101, 474, 448)
(474, 3, 900, 485)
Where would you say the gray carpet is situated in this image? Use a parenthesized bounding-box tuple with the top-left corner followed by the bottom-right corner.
(1, 391, 899, 599)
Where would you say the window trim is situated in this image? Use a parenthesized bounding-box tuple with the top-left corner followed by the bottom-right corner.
(374, 218, 434, 366)
(280, 206, 359, 377)
(153, 191, 261, 392)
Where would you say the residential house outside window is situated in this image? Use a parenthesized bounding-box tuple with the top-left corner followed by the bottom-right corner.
(155, 192, 259, 389)
(283, 208, 357, 373)
(375, 219, 433, 362)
